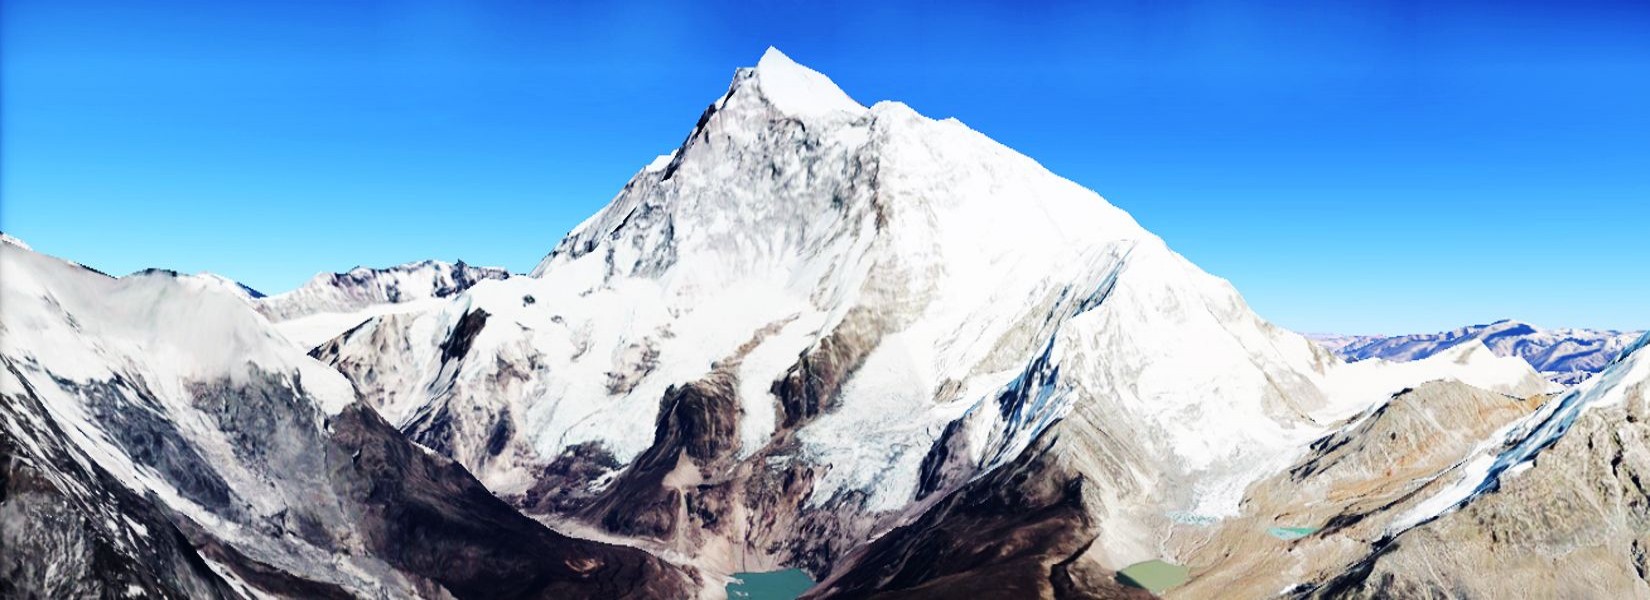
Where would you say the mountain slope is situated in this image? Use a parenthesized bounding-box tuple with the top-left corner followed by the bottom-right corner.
(315, 47, 1547, 593)
(1157, 378, 1551, 598)
(1315, 320, 1643, 385)
(1300, 331, 1650, 598)
(0, 237, 695, 599)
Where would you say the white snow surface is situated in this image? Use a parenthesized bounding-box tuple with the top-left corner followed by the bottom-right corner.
(34, 264, 466, 351)
(0, 243, 356, 414)
(319, 49, 1548, 530)
(1320, 341, 1558, 421)
(180, 272, 265, 301)
(753, 47, 866, 118)
(2, 232, 34, 250)
(273, 297, 449, 350)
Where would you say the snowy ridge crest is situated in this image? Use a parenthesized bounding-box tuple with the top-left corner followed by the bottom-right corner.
(0, 240, 357, 413)
(259, 259, 509, 321)
(0, 232, 32, 250)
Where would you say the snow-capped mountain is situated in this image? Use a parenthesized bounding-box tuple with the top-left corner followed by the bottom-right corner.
(1311, 320, 1643, 385)
(314, 47, 1549, 594)
(6, 48, 1626, 599)
(0, 236, 693, 598)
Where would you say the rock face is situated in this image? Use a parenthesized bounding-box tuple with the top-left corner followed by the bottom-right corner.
(1314, 320, 1644, 385)
(1, 391, 239, 599)
(0, 240, 695, 599)
(805, 427, 1153, 599)
(312, 48, 1550, 595)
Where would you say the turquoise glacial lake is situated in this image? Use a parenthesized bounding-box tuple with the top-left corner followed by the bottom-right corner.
(727, 569, 815, 600)
(1268, 526, 1320, 540)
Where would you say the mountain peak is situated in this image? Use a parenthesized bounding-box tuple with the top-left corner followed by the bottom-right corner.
(749, 46, 865, 118)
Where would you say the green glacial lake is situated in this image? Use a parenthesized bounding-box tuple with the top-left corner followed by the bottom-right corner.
(727, 569, 815, 600)
(1117, 559, 1190, 594)
(1267, 526, 1320, 540)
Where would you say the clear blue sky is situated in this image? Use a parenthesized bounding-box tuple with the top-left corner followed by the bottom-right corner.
(3, 0, 1646, 334)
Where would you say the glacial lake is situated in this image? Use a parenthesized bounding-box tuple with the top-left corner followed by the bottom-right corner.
(727, 569, 815, 600)
(1268, 526, 1320, 540)
(1117, 559, 1190, 594)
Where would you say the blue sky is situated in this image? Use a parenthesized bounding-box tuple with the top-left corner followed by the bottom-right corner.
(3, 0, 1647, 334)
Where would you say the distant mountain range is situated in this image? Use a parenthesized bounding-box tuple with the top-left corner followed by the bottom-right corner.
(1308, 320, 1644, 385)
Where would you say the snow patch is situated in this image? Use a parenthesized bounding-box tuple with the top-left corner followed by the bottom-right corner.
(644, 151, 677, 173)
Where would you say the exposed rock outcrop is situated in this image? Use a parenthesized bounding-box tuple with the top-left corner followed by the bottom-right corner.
(808, 425, 1151, 599)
